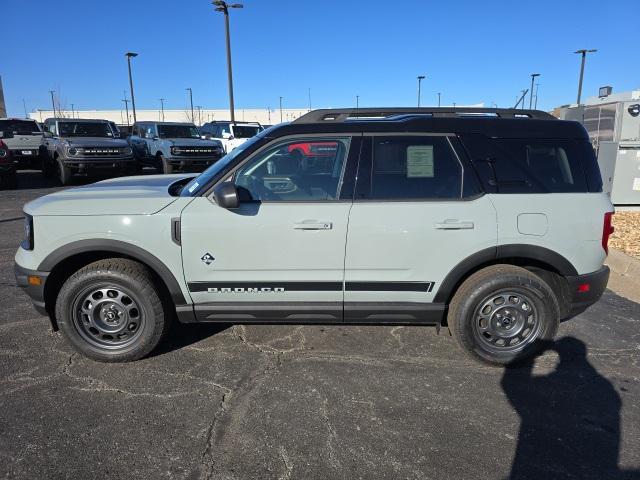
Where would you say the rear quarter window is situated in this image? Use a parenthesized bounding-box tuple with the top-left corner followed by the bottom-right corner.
(460, 134, 599, 193)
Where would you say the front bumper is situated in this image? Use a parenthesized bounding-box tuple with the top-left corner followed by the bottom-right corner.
(167, 155, 222, 171)
(62, 156, 136, 172)
(566, 266, 610, 317)
(14, 262, 49, 316)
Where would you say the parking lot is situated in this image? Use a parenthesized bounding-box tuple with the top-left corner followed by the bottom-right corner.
(1, 172, 639, 479)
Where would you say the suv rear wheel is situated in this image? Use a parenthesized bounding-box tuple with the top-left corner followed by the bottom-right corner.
(55, 259, 171, 362)
(448, 264, 559, 365)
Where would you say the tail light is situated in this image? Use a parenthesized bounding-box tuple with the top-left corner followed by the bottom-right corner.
(602, 211, 614, 255)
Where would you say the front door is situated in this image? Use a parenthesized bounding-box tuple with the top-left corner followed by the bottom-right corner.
(343, 134, 497, 322)
(180, 135, 360, 322)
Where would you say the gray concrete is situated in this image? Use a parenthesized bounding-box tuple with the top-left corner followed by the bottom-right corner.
(1, 171, 639, 480)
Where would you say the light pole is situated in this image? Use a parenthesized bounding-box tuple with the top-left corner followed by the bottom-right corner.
(437, 92, 441, 107)
(122, 94, 130, 128)
(71, 103, 75, 119)
(529, 73, 540, 109)
(49, 90, 56, 117)
(125, 52, 138, 123)
(534, 83, 540, 109)
(279, 96, 283, 123)
(308, 87, 312, 111)
(356, 95, 359, 109)
(521, 90, 527, 109)
(196, 106, 202, 125)
(213, 1, 243, 124)
(575, 49, 597, 104)
(159, 98, 165, 121)
(186, 88, 194, 123)
(417, 75, 425, 107)
(22, 98, 28, 118)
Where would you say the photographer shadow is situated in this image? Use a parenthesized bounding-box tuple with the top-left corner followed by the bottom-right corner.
(502, 337, 638, 480)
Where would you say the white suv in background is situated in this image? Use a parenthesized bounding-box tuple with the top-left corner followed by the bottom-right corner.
(200, 121, 263, 153)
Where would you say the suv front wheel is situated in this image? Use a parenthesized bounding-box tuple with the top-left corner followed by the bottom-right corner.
(55, 259, 171, 362)
(448, 264, 560, 365)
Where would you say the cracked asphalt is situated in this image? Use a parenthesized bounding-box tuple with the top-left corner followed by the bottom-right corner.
(1, 172, 639, 479)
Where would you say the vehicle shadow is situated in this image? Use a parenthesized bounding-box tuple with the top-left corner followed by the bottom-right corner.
(150, 321, 231, 358)
(501, 337, 639, 479)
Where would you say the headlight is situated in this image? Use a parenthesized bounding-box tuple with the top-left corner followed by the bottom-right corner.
(67, 147, 78, 156)
(123, 147, 133, 155)
(170, 146, 178, 155)
(22, 214, 34, 251)
(0, 148, 7, 158)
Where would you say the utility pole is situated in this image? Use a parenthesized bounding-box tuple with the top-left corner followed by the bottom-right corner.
(308, 87, 312, 111)
(186, 88, 194, 122)
(213, 1, 243, 124)
(575, 49, 597, 104)
(159, 98, 165, 121)
(529, 73, 540, 109)
(534, 83, 540, 109)
(437, 92, 441, 107)
(49, 90, 56, 117)
(196, 105, 202, 125)
(125, 52, 138, 123)
(22, 98, 28, 118)
(122, 95, 130, 128)
(279, 96, 283, 123)
(417, 75, 425, 107)
(356, 95, 359, 109)
(71, 103, 75, 119)
(521, 90, 527, 109)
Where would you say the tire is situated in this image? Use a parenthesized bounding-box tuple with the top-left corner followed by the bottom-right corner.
(56, 158, 72, 185)
(159, 154, 173, 174)
(448, 264, 560, 366)
(55, 259, 171, 362)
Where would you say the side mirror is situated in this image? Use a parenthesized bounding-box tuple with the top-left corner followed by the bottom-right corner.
(222, 132, 233, 140)
(0, 130, 13, 139)
(213, 182, 239, 209)
(43, 131, 53, 138)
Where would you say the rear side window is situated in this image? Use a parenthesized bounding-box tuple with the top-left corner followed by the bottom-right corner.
(460, 134, 596, 193)
(357, 136, 462, 200)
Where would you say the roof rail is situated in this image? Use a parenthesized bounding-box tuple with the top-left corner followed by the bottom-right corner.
(292, 107, 556, 124)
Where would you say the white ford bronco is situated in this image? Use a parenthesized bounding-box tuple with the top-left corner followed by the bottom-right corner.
(15, 108, 613, 365)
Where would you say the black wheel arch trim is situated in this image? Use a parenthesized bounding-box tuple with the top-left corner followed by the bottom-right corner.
(38, 239, 188, 305)
(433, 244, 578, 304)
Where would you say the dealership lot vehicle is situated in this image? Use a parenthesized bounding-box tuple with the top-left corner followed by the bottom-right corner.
(128, 121, 224, 174)
(200, 120, 263, 152)
(42, 118, 136, 185)
(15, 108, 613, 364)
(0, 118, 45, 169)
(0, 138, 16, 185)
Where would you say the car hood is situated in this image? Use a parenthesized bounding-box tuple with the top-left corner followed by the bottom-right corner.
(65, 137, 129, 148)
(24, 174, 197, 216)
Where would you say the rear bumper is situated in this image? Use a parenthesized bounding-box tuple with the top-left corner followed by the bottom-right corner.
(14, 262, 49, 316)
(566, 266, 610, 317)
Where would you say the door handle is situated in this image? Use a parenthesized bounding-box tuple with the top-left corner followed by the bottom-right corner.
(434, 220, 475, 230)
(294, 221, 333, 230)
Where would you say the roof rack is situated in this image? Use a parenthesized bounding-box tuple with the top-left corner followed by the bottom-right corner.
(292, 107, 556, 124)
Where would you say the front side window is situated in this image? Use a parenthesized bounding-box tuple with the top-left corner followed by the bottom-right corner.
(360, 136, 462, 200)
(58, 121, 112, 137)
(232, 137, 351, 201)
(157, 124, 200, 139)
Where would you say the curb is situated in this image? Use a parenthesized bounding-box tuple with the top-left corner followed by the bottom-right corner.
(604, 249, 640, 303)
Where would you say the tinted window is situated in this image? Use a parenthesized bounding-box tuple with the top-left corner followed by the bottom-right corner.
(362, 136, 462, 200)
(157, 124, 200, 139)
(233, 138, 350, 201)
(0, 120, 40, 135)
(461, 134, 591, 193)
(58, 121, 112, 137)
(233, 125, 262, 138)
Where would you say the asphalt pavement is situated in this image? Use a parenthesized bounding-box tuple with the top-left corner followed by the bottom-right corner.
(1, 171, 639, 480)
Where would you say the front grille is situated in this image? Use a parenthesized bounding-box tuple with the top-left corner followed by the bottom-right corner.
(79, 148, 126, 156)
(172, 146, 221, 156)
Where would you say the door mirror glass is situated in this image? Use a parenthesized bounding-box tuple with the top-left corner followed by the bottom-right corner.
(213, 182, 239, 209)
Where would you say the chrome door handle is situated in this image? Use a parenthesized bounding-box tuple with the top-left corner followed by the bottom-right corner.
(434, 220, 475, 230)
(294, 221, 333, 230)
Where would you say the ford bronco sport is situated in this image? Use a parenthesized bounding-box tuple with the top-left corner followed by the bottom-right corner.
(128, 121, 224, 174)
(42, 118, 136, 185)
(15, 108, 613, 365)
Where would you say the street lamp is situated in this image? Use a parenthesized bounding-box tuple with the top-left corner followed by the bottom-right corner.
(417, 75, 425, 107)
(279, 96, 283, 123)
(159, 98, 165, 122)
(125, 52, 138, 123)
(186, 88, 194, 122)
(575, 49, 597, 105)
(529, 73, 540, 109)
(213, 1, 243, 124)
(49, 90, 56, 117)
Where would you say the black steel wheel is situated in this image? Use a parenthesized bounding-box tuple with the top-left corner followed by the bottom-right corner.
(448, 264, 559, 365)
(56, 259, 171, 362)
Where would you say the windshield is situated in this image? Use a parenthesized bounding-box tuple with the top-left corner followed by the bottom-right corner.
(233, 125, 262, 138)
(158, 124, 200, 139)
(0, 120, 41, 135)
(58, 121, 113, 137)
(179, 133, 267, 197)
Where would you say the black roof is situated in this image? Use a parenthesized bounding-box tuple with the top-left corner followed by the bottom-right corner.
(265, 108, 588, 140)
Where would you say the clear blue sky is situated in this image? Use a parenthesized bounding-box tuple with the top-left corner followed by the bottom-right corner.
(3, 0, 639, 117)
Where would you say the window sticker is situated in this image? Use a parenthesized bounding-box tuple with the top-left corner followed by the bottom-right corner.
(406, 145, 434, 178)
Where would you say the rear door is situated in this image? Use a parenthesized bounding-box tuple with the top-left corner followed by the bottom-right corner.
(180, 134, 361, 322)
(343, 134, 497, 322)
